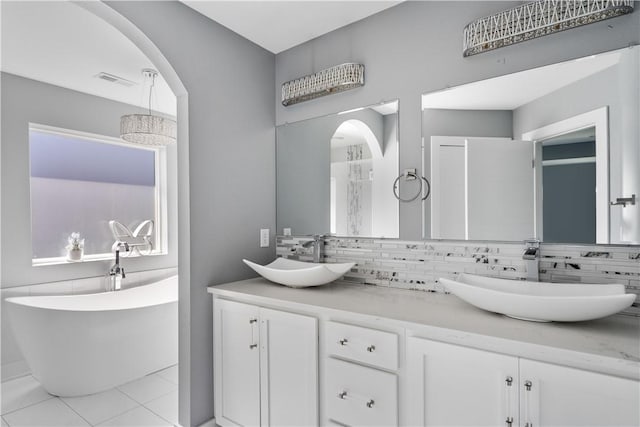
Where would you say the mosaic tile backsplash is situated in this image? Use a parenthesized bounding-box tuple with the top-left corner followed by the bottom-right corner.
(276, 236, 640, 316)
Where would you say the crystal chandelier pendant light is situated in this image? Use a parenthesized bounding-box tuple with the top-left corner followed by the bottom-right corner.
(120, 69, 177, 146)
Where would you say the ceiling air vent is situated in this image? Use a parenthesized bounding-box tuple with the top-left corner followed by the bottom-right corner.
(94, 72, 137, 87)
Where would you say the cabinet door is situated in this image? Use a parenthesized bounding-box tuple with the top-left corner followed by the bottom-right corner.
(520, 359, 640, 427)
(259, 307, 318, 427)
(407, 337, 519, 427)
(214, 299, 261, 427)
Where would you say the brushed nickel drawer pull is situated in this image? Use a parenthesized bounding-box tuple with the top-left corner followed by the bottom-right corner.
(339, 338, 349, 346)
(338, 391, 348, 399)
(366, 399, 375, 408)
(367, 345, 376, 352)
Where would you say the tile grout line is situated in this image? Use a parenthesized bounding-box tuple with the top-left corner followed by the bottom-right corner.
(93, 404, 143, 427)
(0, 394, 56, 418)
(57, 396, 93, 426)
(116, 387, 176, 407)
(115, 374, 177, 406)
(140, 401, 175, 426)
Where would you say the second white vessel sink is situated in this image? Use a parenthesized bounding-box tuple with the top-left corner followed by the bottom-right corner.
(439, 273, 635, 322)
(243, 258, 355, 288)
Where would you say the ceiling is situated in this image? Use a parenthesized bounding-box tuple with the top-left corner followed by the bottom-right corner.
(422, 51, 622, 111)
(181, 1, 402, 54)
(0, 1, 176, 115)
(1, 1, 402, 116)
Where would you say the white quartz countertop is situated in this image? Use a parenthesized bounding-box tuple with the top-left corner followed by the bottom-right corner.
(208, 278, 640, 380)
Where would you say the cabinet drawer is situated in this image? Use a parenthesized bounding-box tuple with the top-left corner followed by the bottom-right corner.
(325, 321, 398, 370)
(325, 358, 398, 427)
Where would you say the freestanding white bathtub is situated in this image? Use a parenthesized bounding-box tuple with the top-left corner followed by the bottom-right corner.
(5, 275, 178, 397)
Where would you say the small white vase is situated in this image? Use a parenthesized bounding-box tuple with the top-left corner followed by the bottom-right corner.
(67, 248, 83, 262)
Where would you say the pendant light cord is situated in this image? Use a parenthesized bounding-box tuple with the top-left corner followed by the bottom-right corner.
(148, 72, 156, 116)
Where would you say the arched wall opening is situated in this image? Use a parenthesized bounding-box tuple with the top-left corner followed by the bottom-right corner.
(76, 1, 192, 424)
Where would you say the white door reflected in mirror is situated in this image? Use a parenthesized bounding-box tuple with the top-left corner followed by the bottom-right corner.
(422, 46, 639, 245)
(431, 136, 534, 241)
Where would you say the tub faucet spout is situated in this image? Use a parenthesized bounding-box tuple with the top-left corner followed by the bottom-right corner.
(108, 242, 128, 291)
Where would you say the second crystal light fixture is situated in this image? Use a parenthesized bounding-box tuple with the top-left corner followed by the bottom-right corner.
(281, 63, 365, 106)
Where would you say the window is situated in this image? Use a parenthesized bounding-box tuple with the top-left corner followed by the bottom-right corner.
(29, 124, 167, 264)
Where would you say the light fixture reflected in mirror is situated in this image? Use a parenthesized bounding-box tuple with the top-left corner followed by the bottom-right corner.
(120, 69, 177, 146)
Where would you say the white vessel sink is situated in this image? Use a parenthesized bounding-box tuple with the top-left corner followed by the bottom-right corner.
(439, 273, 635, 322)
(243, 258, 356, 288)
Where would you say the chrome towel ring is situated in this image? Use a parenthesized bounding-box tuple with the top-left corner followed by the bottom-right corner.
(392, 169, 431, 202)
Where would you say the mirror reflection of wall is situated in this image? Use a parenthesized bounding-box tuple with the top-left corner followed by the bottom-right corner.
(277, 101, 399, 238)
(422, 46, 640, 245)
(330, 123, 374, 236)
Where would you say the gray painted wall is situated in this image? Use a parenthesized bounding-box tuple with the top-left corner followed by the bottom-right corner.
(421, 108, 513, 237)
(275, 0, 640, 240)
(104, 2, 276, 426)
(0, 72, 178, 287)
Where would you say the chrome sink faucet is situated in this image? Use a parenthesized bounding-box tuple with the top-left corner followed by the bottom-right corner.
(301, 234, 325, 263)
(523, 239, 540, 282)
(108, 242, 129, 291)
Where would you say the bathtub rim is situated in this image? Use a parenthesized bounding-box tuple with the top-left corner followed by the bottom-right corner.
(5, 275, 178, 312)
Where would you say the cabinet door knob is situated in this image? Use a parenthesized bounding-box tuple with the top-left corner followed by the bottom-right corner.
(366, 399, 375, 408)
(249, 318, 258, 324)
(249, 344, 258, 349)
(505, 417, 513, 426)
(338, 391, 347, 399)
(524, 380, 532, 391)
(367, 345, 376, 352)
(339, 338, 348, 346)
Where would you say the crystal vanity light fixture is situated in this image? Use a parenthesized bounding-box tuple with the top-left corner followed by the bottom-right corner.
(120, 69, 176, 146)
(463, 0, 634, 57)
(281, 63, 365, 106)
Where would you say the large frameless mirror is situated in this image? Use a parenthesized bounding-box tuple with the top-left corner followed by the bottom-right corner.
(422, 46, 639, 245)
(277, 100, 399, 238)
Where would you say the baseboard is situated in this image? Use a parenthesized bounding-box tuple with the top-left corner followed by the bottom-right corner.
(197, 418, 216, 427)
(1, 360, 30, 382)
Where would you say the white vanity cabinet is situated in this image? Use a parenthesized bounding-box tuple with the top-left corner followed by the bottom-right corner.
(407, 337, 640, 427)
(213, 299, 318, 427)
(209, 280, 639, 427)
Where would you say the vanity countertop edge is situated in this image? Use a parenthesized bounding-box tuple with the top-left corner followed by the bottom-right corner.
(207, 277, 640, 381)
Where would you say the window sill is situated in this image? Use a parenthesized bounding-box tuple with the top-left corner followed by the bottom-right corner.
(32, 250, 167, 267)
